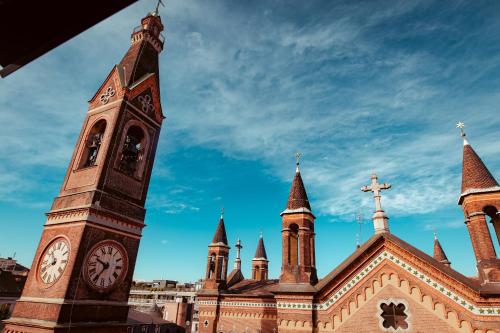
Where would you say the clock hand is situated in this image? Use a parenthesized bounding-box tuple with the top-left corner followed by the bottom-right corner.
(96, 258, 110, 269)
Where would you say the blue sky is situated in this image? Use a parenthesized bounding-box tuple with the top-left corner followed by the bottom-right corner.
(1, 0, 500, 282)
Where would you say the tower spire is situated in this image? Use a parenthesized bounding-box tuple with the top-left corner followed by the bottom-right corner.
(252, 234, 269, 281)
(212, 209, 228, 245)
(279, 154, 317, 285)
(284, 153, 311, 212)
(457, 122, 499, 199)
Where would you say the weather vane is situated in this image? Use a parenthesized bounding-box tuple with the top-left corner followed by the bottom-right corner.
(456, 121, 466, 137)
(295, 152, 301, 166)
(154, 0, 165, 15)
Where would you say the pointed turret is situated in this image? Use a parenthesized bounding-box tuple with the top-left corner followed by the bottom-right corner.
(433, 234, 451, 267)
(203, 210, 230, 290)
(254, 234, 268, 260)
(252, 233, 269, 281)
(280, 153, 317, 285)
(211, 211, 228, 245)
(118, 10, 165, 88)
(461, 140, 499, 196)
(456, 122, 500, 284)
(285, 161, 312, 211)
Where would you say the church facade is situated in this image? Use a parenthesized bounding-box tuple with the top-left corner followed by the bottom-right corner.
(3, 8, 166, 333)
(197, 130, 500, 333)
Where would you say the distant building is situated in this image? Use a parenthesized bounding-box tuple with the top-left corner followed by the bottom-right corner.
(0, 258, 29, 327)
(129, 280, 203, 333)
(0, 257, 29, 278)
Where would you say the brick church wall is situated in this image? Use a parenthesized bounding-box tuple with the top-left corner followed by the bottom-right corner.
(334, 284, 458, 333)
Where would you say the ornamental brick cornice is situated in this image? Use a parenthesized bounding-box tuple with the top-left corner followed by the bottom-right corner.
(45, 206, 144, 236)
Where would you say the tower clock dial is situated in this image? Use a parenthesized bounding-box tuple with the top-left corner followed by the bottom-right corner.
(84, 240, 128, 291)
(39, 238, 70, 285)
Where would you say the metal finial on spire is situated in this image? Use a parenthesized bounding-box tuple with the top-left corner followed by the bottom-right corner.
(260, 230, 263, 239)
(295, 152, 301, 172)
(456, 121, 469, 145)
(220, 207, 224, 219)
(456, 121, 465, 137)
(153, 0, 165, 16)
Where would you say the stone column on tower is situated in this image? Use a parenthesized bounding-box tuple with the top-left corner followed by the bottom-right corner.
(456, 122, 500, 283)
(252, 233, 269, 281)
(3, 7, 166, 333)
(361, 173, 391, 234)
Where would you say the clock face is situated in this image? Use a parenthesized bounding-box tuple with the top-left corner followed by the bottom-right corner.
(85, 241, 128, 291)
(39, 238, 70, 285)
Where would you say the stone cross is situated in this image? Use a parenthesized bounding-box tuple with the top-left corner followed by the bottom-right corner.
(361, 173, 391, 234)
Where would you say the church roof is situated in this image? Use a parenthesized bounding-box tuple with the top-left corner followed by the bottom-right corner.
(461, 140, 499, 195)
(254, 235, 268, 260)
(433, 236, 450, 265)
(285, 167, 311, 211)
(211, 215, 228, 245)
(227, 269, 245, 288)
(315, 233, 487, 294)
(225, 279, 279, 296)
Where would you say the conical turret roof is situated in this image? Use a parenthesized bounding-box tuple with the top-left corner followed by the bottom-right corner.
(286, 166, 311, 211)
(254, 235, 268, 260)
(461, 141, 499, 194)
(211, 213, 228, 245)
(433, 235, 450, 266)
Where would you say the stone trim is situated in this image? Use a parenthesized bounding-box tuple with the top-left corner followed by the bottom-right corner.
(200, 251, 500, 316)
(18, 296, 128, 306)
(459, 186, 500, 203)
(198, 300, 277, 308)
(468, 211, 486, 218)
(280, 207, 314, 217)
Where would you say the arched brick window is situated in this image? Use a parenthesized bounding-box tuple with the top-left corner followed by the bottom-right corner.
(289, 224, 299, 265)
(79, 119, 106, 169)
(118, 125, 146, 177)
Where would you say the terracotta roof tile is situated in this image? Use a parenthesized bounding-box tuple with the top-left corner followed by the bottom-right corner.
(461, 143, 499, 193)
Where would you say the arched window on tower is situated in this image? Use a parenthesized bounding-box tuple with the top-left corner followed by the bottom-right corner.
(289, 224, 299, 266)
(484, 206, 500, 249)
(208, 253, 216, 279)
(79, 120, 106, 169)
(118, 125, 146, 177)
(253, 265, 260, 280)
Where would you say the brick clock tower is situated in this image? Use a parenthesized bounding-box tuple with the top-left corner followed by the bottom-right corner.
(4, 9, 165, 333)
